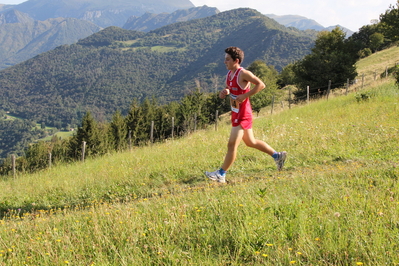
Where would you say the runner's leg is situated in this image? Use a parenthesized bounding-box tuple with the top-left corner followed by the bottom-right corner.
(221, 126, 244, 171)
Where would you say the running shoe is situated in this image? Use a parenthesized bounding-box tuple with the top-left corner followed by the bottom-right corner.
(205, 170, 226, 183)
(274, 151, 287, 171)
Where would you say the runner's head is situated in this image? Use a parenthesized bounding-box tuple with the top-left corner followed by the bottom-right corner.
(225, 47, 244, 64)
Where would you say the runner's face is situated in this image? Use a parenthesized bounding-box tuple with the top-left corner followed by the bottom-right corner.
(224, 53, 238, 70)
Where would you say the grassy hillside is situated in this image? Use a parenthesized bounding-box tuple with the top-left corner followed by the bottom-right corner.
(356, 46, 399, 78)
(1, 63, 398, 265)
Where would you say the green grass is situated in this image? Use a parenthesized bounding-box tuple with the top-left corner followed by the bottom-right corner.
(3, 114, 23, 121)
(39, 131, 74, 141)
(1, 54, 399, 265)
(356, 45, 399, 77)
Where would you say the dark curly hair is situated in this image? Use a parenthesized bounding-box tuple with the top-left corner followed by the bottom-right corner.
(225, 46, 244, 64)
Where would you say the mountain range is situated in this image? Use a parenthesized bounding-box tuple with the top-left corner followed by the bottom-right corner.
(0, 0, 357, 161)
(0, 8, 316, 127)
(266, 14, 354, 36)
(2, 0, 195, 27)
(0, 0, 354, 70)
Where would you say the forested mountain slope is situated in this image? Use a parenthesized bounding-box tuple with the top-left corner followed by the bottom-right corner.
(0, 8, 316, 128)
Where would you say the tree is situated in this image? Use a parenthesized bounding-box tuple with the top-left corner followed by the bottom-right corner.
(69, 111, 104, 159)
(125, 98, 145, 146)
(349, 24, 380, 54)
(247, 61, 279, 116)
(379, 1, 399, 43)
(109, 110, 127, 152)
(277, 63, 296, 88)
(25, 141, 50, 172)
(292, 27, 358, 99)
(177, 89, 207, 134)
(369, 32, 385, 52)
(394, 65, 399, 88)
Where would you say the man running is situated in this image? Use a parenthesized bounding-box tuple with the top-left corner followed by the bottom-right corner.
(205, 46, 287, 183)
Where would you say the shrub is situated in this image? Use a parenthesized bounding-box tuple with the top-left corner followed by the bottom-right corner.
(358, 48, 372, 58)
(394, 65, 399, 88)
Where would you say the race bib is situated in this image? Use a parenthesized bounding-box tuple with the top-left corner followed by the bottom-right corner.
(230, 94, 239, 113)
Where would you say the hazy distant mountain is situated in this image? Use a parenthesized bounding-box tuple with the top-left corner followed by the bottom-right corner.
(324, 25, 354, 36)
(0, 9, 101, 69)
(266, 14, 324, 31)
(0, 8, 33, 24)
(123, 6, 219, 32)
(10, 0, 195, 27)
(266, 14, 354, 36)
(0, 4, 12, 12)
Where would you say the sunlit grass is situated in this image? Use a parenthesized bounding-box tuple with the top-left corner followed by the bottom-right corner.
(1, 67, 399, 264)
(356, 45, 399, 77)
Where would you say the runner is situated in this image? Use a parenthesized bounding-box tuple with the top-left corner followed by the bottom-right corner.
(205, 47, 287, 183)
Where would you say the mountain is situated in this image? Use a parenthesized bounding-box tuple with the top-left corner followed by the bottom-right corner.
(0, 8, 34, 24)
(0, 4, 13, 12)
(266, 14, 325, 31)
(0, 8, 316, 128)
(266, 14, 354, 36)
(0, 9, 101, 69)
(0, 0, 198, 69)
(123, 6, 219, 32)
(324, 25, 354, 37)
(11, 0, 195, 28)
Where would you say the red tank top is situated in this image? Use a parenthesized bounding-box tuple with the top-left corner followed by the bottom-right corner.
(226, 67, 253, 127)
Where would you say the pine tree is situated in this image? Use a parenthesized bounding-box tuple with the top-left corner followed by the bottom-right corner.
(125, 99, 145, 145)
(69, 111, 103, 159)
(109, 110, 127, 152)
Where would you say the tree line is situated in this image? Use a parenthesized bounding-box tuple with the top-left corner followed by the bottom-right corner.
(0, 59, 282, 176)
(0, 90, 225, 175)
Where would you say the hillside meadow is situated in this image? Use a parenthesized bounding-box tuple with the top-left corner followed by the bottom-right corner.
(0, 73, 398, 265)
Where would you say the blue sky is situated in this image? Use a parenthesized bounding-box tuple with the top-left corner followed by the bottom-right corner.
(190, 0, 396, 31)
(1, 0, 396, 31)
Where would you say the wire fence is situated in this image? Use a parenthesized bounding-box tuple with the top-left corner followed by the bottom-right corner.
(290, 63, 398, 104)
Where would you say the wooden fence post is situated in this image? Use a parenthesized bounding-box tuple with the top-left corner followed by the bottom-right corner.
(307, 86, 309, 103)
(327, 80, 331, 100)
(171, 117, 174, 139)
(49, 152, 52, 169)
(386, 66, 388, 78)
(194, 113, 197, 132)
(11, 154, 16, 179)
(346, 78, 349, 95)
(215, 110, 218, 131)
(150, 121, 154, 144)
(289, 87, 292, 109)
(271, 95, 275, 114)
(128, 130, 132, 151)
(81, 141, 86, 162)
(361, 73, 365, 89)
